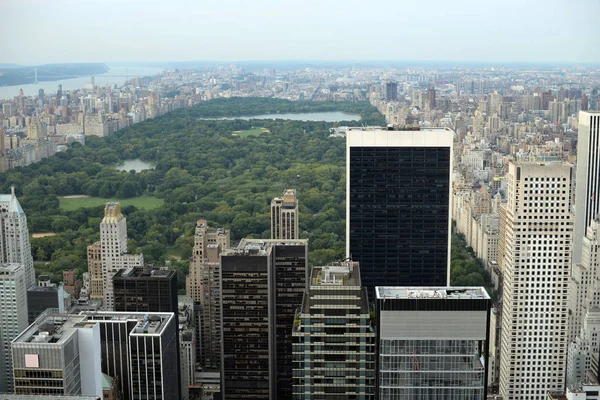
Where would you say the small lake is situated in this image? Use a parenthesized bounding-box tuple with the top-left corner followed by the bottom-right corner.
(199, 111, 361, 122)
(115, 159, 156, 172)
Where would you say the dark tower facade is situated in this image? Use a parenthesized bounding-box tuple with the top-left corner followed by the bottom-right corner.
(385, 82, 398, 102)
(219, 239, 308, 400)
(113, 268, 178, 315)
(346, 127, 453, 298)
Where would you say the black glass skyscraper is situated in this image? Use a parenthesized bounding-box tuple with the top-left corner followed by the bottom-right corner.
(346, 127, 453, 298)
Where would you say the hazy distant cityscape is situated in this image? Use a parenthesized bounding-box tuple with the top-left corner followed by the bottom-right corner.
(1, 0, 599, 398)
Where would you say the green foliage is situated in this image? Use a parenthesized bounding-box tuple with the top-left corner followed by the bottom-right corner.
(1, 98, 382, 281)
(450, 232, 497, 302)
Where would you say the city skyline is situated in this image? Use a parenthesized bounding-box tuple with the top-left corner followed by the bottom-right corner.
(3, 0, 600, 64)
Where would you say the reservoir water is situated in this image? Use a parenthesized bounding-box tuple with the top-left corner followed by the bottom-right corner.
(114, 159, 156, 172)
(199, 111, 361, 122)
(0, 66, 164, 100)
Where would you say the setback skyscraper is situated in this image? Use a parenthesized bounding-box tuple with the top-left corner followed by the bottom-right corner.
(499, 162, 573, 400)
(98, 203, 143, 310)
(292, 260, 375, 399)
(346, 126, 453, 296)
(185, 219, 229, 369)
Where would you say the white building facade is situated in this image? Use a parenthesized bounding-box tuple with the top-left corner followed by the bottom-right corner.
(499, 162, 573, 399)
(0, 263, 29, 393)
(0, 188, 35, 289)
(100, 203, 143, 310)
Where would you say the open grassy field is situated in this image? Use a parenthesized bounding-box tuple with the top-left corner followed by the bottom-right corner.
(59, 196, 164, 211)
(232, 127, 270, 137)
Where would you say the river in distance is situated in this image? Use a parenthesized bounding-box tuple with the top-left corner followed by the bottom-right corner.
(0, 66, 164, 100)
(199, 111, 361, 122)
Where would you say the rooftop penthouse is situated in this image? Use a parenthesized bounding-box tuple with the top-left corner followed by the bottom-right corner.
(376, 286, 491, 300)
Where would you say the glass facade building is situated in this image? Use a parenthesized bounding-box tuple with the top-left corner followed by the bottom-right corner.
(219, 239, 308, 400)
(375, 287, 490, 400)
(292, 260, 375, 399)
(346, 128, 453, 298)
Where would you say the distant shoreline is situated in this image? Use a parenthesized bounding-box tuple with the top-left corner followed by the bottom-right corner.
(0, 63, 109, 87)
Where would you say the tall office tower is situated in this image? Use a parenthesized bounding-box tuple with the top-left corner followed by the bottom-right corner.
(186, 219, 229, 302)
(499, 162, 573, 400)
(178, 296, 197, 400)
(270, 188, 299, 239)
(292, 260, 375, 399)
(574, 111, 600, 265)
(0, 263, 29, 393)
(57, 84, 63, 100)
(81, 311, 180, 400)
(185, 219, 229, 368)
(113, 268, 178, 315)
(427, 87, 436, 108)
(0, 187, 35, 288)
(346, 127, 453, 297)
(112, 268, 181, 394)
(99, 203, 143, 310)
(385, 82, 398, 102)
(220, 239, 308, 400)
(375, 287, 490, 399)
(12, 313, 104, 397)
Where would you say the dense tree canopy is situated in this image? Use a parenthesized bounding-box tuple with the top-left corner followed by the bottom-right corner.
(1, 97, 492, 299)
(3, 98, 382, 289)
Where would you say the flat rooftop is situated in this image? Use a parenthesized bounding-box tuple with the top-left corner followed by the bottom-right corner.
(114, 267, 176, 279)
(311, 260, 361, 287)
(12, 313, 90, 346)
(376, 287, 490, 300)
(346, 126, 452, 132)
(346, 126, 453, 147)
(14, 311, 176, 344)
(81, 311, 175, 335)
(225, 238, 307, 257)
(27, 285, 59, 293)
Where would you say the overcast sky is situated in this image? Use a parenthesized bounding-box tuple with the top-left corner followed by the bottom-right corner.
(3, 0, 600, 64)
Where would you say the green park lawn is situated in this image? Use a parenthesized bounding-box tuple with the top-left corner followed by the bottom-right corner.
(59, 196, 164, 211)
(233, 127, 270, 137)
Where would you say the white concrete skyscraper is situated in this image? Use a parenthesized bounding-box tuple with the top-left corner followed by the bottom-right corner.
(100, 203, 143, 310)
(574, 111, 600, 265)
(499, 162, 573, 400)
(271, 189, 299, 240)
(0, 263, 29, 393)
(0, 187, 35, 289)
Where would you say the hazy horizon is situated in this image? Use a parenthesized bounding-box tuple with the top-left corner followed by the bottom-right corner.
(4, 0, 600, 64)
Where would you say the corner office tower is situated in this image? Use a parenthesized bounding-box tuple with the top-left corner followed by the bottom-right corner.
(346, 127, 453, 296)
